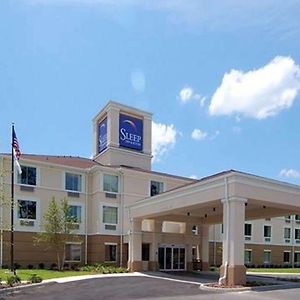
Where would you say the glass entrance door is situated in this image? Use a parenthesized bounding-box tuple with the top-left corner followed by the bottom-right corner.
(158, 245, 186, 271)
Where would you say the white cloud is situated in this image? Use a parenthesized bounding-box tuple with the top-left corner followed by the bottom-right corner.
(279, 168, 300, 178)
(209, 56, 300, 119)
(189, 175, 199, 180)
(179, 87, 194, 103)
(191, 129, 207, 141)
(152, 121, 177, 162)
(178, 87, 206, 107)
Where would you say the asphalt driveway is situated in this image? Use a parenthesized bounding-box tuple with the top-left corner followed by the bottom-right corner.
(2, 272, 300, 300)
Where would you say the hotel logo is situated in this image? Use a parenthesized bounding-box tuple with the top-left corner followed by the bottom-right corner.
(119, 114, 143, 151)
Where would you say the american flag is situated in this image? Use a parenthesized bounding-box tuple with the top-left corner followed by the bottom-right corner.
(13, 128, 21, 159)
(12, 127, 22, 174)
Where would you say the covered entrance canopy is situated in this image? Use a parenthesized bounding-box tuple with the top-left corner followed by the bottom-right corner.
(127, 170, 300, 286)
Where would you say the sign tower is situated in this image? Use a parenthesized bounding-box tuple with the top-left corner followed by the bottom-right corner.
(92, 101, 152, 170)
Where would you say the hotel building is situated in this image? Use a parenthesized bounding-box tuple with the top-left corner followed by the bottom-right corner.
(1, 101, 300, 286)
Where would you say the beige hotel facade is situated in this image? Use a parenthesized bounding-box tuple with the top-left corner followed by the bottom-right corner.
(1, 101, 300, 285)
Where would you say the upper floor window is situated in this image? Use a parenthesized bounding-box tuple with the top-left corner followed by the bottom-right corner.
(103, 174, 118, 193)
(103, 206, 118, 224)
(244, 224, 252, 236)
(295, 229, 300, 240)
(295, 215, 300, 221)
(150, 181, 164, 196)
(284, 227, 291, 239)
(264, 225, 271, 238)
(18, 200, 36, 220)
(65, 173, 82, 192)
(68, 205, 82, 223)
(18, 166, 36, 186)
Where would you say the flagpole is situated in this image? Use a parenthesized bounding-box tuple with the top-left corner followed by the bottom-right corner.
(10, 123, 15, 274)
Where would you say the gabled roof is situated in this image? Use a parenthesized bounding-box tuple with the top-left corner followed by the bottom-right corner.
(1, 153, 97, 169)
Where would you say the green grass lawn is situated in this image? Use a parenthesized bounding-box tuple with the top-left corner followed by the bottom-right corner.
(247, 268, 300, 273)
(0, 269, 98, 281)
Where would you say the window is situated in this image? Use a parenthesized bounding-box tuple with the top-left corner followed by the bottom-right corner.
(142, 244, 150, 261)
(150, 181, 164, 196)
(65, 173, 82, 192)
(103, 206, 118, 224)
(65, 244, 81, 262)
(285, 215, 291, 223)
(295, 229, 300, 240)
(244, 224, 252, 236)
(18, 166, 36, 186)
(68, 205, 82, 223)
(295, 215, 300, 222)
(105, 244, 117, 262)
(244, 250, 252, 264)
(18, 200, 36, 219)
(192, 225, 198, 235)
(264, 225, 271, 238)
(263, 250, 271, 264)
(284, 228, 291, 239)
(283, 251, 291, 263)
(295, 252, 300, 265)
(103, 174, 118, 193)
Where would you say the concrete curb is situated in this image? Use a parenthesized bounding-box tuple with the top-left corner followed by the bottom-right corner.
(0, 282, 56, 296)
(0, 272, 142, 295)
(199, 282, 300, 292)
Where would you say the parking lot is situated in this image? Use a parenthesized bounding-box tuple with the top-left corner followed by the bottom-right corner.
(2, 272, 300, 300)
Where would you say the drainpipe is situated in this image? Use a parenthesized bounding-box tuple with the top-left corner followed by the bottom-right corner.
(0, 155, 4, 267)
(218, 176, 229, 285)
(84, 170, 88, 265)
(118, 168, 124, 268)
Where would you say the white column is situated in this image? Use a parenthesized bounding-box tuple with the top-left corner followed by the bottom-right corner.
(128, 219, 142, 271)
(221, 197, 247, 285)
(149, 220, 162, 271)
(201, 224, 210, 271)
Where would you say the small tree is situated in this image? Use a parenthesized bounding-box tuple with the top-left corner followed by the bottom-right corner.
(35, 197, 77, 270)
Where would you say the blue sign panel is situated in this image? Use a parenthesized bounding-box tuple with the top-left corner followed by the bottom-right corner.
(119, 114, 143, 151)
(98, 118, 107, 153)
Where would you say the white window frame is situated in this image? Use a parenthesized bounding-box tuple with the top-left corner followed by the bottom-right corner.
(100, 202, 120, 234)
(149, 180, 165, 197)
(284, 227, 291, 243)
(17, 164, 39, 186)
(64, 171, 84, 193)
(263, 225, 271, 242)
(15, 196, 40, 232)
(68, 201, 85, 233)
(104, 243, 117, 263)
(244, 249, 252, 264)
(294, 228, 300, 242)
(65, 242, 82, 263)
(294, 251, 300, 265)
(283, 251, 291, 264)
(263, 250, 271, 264)
(102, 173, 119, 194)
(244, 223, 252, 240)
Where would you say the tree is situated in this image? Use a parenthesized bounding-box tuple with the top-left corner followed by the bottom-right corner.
(35, 197, 77, 270)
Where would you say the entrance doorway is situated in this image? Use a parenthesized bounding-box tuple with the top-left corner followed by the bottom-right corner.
(158, 245, 185, 271)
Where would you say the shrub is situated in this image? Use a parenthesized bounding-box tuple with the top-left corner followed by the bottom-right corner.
(14, 263, 21, 270)
(27, 264, 34, 269)
(63, 263, 70, 270)
(50, 263, 58, 270)
(38, 263, 45, 269)
(6, 275, 21, 287)
(71, 264, 80, 271)
(28, 274, 43, 284)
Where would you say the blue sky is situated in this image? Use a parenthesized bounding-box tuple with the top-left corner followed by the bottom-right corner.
(1, 0, 300, 183)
